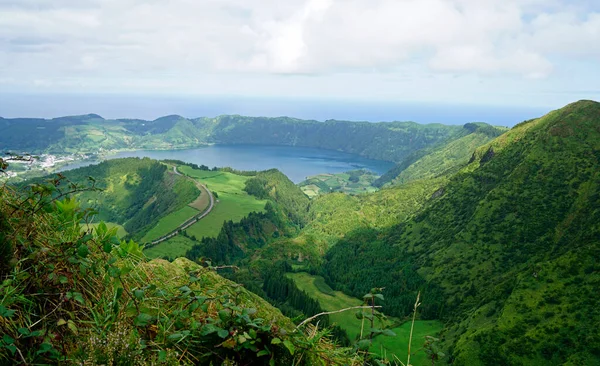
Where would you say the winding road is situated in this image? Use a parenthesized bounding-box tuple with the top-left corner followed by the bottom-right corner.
(146, 166, 215, 247)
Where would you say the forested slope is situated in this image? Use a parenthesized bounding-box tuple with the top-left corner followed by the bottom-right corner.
(323, 100, 600, 365)
(373, 122, 506, 187)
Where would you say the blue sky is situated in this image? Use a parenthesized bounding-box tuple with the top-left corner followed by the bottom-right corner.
(0, 0, 599, 117)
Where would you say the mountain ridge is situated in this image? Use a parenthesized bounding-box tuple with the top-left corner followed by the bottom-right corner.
(0, 112, 505, 164)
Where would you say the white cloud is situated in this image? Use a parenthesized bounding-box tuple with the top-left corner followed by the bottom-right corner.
(0, 0, 598, 98)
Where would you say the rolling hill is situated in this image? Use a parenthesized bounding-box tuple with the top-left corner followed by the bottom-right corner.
(24, 158, 200, 241)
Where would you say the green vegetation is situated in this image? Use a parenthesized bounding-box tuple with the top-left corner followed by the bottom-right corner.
(244, 169, 310, 225)
(287, 272, 443, 365)
(144, 235, 198, 260)
(373, 122, 506, 187)
(83, 222, 128, 237)
(1, 113, 468, 165)
(45, 158, 199, 241)
(179, 167, 267, 238)
(323, 100, 600, 364)
(140, 206, 199, 242)
(4, 100, 600, 365)
(302, 176, 445, 247)
(185, 170, 309, 266)
(0, 177, 365, 365)
(299, 169, 380, 197)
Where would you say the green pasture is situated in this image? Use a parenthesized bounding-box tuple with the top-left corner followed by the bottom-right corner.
(140, 206, 199, 243)
(179, 167, 267, 240)
(143, 235, 197, 260)
(287, 272, 442, 365)
(144, 166, 267, 258)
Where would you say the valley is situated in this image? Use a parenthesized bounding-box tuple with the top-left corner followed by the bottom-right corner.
(1, 100, 599, 365)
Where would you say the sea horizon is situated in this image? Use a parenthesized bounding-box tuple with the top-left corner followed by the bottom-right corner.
(0, 93, 556, 127)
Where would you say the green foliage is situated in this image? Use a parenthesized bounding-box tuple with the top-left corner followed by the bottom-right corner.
(244, 169, 310, 226)
(287, 272, 443, 364)
(302, 176, 444, 247)
(324, 100, 600, 364)
(1, 113, 466, 164)
(323, 229, 444, 320)
(373, 123, 505, 187)
(299, 169, 380, 197)
(0, 173, 365, 365)
(262, 265, 332, 329)
(21, 158, 200, 241)
(186, 203, 290, 265)
(175, 166, 268, 249)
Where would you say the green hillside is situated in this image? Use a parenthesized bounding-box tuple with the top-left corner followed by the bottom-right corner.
(25, 158, 200, 241)
(0, 179, 363, 365)
(373, 122, 506, 187)
(323, 100, 600, 364)
(185, 169, 309, 265)
(3, 100, 600, 365)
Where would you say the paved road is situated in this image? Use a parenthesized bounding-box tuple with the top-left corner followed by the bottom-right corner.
(147, 167, 215, 246)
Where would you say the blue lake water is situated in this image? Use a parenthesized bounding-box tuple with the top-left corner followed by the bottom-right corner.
(59, 145, 395, 183)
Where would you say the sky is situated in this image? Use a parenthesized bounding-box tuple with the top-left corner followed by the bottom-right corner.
(1, 0, 599, 120)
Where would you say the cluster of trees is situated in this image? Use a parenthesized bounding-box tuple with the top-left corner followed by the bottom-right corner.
(185, 201, 293, 265)
(322, 228, 444, 320)
(262, 265, 325, 323)
(244, 169, 310, 226)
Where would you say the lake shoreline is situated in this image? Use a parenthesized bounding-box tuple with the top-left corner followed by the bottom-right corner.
(56, 144, 395, 183)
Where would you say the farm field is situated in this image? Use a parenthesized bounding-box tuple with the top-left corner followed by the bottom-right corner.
(140, 205, 199, 243)
(142, 166, 268, 258)
(178, 167, 267, 240)
(287, 272, 442, 365)
(143, 235, 196, 259)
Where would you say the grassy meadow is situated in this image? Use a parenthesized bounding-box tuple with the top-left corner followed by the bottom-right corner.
(143, 235, 197, 259)
(140, 205, 199, 243)
(287, 272, 442, 365)
(144, 166, 268, 258)
(179, 167, 268, 239)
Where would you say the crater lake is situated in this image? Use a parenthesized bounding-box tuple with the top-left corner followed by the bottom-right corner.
(59, 145, 395, 183)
